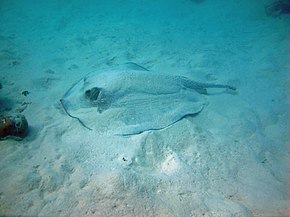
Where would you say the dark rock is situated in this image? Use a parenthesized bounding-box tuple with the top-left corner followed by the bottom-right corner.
(191, 0, 205, 3)
(265, 0, 290, 17)
(0, 114, 29, 140)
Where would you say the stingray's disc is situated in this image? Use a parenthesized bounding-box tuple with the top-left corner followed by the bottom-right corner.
(61, 64, 206, 135)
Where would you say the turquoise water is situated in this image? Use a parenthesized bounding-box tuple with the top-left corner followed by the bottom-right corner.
(0, 0, 289, 216)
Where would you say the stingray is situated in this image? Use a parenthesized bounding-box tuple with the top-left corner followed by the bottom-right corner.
(60, 63, 236, 135)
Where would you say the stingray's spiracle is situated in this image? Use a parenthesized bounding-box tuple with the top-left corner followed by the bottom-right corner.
(60, 99, 92, 131)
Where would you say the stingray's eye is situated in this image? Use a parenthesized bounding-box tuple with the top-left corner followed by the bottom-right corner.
(85, 89, 91, 99)
(85, 89, 91, 96)
(85, 87, 101, 101)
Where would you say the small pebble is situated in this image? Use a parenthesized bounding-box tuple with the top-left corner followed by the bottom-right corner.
(22, 90, 30, 96)
(44, 69, 55, 74)
(68, 64, 79, 70)
(205, 73, 218, 81)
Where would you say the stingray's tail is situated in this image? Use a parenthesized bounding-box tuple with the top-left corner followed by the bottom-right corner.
(201, 83, 237, 91)
(179, 76, 237, 94)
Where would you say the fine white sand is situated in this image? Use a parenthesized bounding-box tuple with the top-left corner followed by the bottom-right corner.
(0, 0, 288, 216)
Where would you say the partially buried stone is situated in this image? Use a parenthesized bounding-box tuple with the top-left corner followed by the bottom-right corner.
(0, 114, 29, 140)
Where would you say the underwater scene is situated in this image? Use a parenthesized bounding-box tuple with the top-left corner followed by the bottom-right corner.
(0, 0, 289, 216)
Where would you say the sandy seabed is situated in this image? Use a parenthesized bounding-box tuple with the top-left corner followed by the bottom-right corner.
(0, 0, 289, 216)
